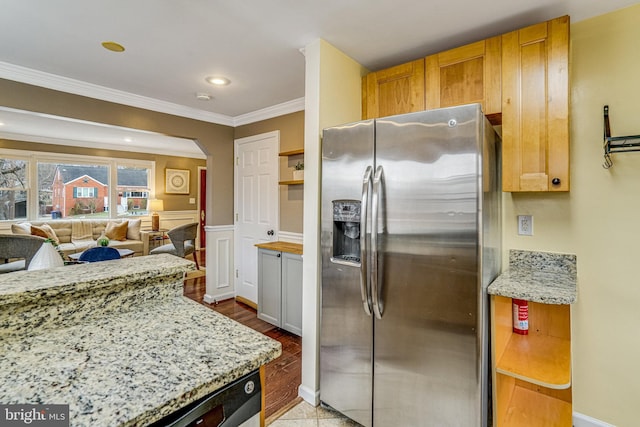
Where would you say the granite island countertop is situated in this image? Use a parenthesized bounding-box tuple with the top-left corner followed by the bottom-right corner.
(0, 254, 282, 426)
(488, 249, 577, 304)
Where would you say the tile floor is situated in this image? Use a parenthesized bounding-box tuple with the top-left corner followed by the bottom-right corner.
(268, 400, 360, 427)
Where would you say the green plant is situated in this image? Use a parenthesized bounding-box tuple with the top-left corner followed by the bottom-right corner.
(295, 161, 304, 171)
(97, 234, 110, 247)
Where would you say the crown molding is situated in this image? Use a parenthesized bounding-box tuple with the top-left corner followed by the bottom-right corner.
(232, 97, 305, 126)
(0, 61, 235, 126)
(0, 61, 305, 127)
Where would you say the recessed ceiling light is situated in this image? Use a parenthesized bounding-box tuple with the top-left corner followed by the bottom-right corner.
(205, 76, 231, 86)
(102, 41, 125, 52)
(196, 93, 213, 101)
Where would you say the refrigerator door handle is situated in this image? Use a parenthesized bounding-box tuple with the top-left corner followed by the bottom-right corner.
(360, 166, 373, 316)
(371, 165, 384, 320)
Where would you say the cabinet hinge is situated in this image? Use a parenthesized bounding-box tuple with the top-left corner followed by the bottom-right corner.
(236, 156, 239, 166)
(235, 213, 238, 221)
(235, 269, 239, 278)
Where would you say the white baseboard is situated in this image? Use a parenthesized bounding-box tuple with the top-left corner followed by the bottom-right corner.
(203, 291, 235, 304)
(298, 385, 319, 406)
(574, 412, 616, 427)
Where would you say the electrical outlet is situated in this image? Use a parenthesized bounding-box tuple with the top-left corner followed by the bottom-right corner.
(189, 198, 196, 204)
(518, 215, 533, 236)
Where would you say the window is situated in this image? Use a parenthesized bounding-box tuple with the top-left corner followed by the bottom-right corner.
(122, 191, 149, 198)
(75, 187, 97, 198)
(42, 162, 108, 218)
(0, 157, 28, 220)
(117, 166, 151, 217)
(0, 150, 154, 221)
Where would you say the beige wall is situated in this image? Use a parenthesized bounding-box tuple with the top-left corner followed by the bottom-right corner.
(0, 138, 205, 211)
(300, 39, 369, 403)
(504, 5, 640, 425)
(234, 111, 305, 233)
(0, 79, 234, 224)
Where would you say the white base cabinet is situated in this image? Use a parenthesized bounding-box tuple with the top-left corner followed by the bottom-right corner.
(257, 248, 302, 336)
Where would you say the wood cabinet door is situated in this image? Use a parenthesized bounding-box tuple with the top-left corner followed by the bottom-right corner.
(502, 16, 570, 192)
(363, 58, 425, 119)
(425, 36, 501, 121)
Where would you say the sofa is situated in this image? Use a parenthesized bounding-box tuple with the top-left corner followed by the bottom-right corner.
(10, 219, 144, 258)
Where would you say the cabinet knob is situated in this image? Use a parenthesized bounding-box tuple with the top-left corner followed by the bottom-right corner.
(267, 229, 274, 236)
(277, 253, 281, 258)
(551, 178, 561, 186)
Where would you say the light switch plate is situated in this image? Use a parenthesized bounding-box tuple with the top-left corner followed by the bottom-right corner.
(518, 215, 533, 236)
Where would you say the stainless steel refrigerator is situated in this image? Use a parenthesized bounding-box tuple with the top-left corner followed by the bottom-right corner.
(320, 104, 501, 427)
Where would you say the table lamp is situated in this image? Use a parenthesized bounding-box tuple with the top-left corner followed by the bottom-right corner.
(148, 199, 164, 231)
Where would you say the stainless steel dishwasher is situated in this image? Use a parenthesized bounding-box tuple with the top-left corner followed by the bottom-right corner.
(150, 370, 261, 427)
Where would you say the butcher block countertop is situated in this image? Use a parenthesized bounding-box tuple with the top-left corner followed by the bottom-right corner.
(0, 254, 281, 427)
(488, 249, 577, 304)
(255, 241, 303, 255)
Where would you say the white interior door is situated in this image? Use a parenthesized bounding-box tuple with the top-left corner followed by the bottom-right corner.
(234, 131, 279, 305)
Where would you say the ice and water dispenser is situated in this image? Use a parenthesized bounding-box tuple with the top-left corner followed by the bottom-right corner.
(331, 200, 361, 265)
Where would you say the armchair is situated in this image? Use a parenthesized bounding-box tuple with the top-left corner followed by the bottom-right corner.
(0, 234, 46, 273)
(149, 222, 199, 269)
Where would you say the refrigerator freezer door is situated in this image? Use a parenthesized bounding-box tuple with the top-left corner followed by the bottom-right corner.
(372, 105, 491, 427)
(320, 120, 375, 427)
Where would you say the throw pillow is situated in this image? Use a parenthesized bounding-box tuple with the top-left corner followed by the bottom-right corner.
(126, 219, 142, 240)
(11, 222, 32, 235)
(31, 224, 59, 245)
(105, 221, 128, 241)
(41, 224, 60, 245)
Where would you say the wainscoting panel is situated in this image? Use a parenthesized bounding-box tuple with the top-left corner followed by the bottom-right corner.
(204, 225, 234, 304)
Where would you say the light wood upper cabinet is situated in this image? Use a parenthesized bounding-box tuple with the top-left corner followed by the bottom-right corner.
(501, 16, 570, 192)
(362, 59, 425, 119)
(360, 16, 570, 192)
(425, 36, 502, 123)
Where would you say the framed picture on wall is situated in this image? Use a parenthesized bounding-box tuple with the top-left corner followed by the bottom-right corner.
(165, 168, 190, 194)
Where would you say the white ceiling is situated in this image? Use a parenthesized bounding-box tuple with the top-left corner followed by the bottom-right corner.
(0, 0, 638, 154)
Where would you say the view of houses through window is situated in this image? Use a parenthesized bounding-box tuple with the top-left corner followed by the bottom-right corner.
(0, 157, 28, 220)
(0, 151, 153, 221)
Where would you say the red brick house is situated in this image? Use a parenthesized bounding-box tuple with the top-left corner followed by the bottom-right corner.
(51, 165, 149, 217)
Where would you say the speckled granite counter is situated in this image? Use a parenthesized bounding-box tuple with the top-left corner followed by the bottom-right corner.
(0, 254, 193, 337)
(0, 254, 282, 426)
(488, 249, 577, 304)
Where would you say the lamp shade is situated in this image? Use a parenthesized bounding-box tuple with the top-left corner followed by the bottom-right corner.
(148, 199, 164, 212)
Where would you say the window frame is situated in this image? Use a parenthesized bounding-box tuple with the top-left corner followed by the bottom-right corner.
(0, 148, 155, 221)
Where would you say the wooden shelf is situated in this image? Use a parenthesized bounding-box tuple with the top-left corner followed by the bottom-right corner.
(501, 384, 572, 427)
(279, 180, 304, 185)
(279, 148, 304, 157)
(255, 241, 303, 255)
(497, 330, 571, 389)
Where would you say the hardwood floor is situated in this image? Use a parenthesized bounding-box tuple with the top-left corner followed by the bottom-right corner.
(183, 250, 302, 420)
